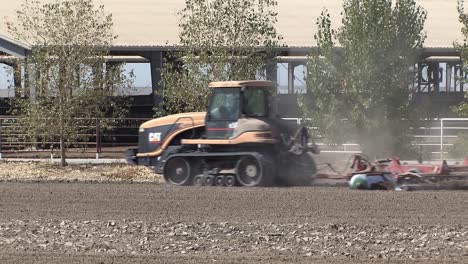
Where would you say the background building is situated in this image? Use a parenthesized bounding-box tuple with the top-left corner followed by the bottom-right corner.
(0, 0, 465, 117)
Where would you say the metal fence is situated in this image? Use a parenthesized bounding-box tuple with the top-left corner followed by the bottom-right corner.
(0, 117, 151, 159)
(0, 116, 467, 160)
(283, 117, 468, 160)
(419, 118, 468, 160)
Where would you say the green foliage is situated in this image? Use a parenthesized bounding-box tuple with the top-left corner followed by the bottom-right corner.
(301, 0, 426, 158)
(453, 98, 468, 116)
(455, 0, 468, 116)
(448, 133, 468, 158)
(159, 0, 281, 116)
(7, 0, 131, 165)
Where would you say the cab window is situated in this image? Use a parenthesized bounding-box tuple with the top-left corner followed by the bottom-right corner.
(243, 88, 268, 117)
(208, 88, 241, 120)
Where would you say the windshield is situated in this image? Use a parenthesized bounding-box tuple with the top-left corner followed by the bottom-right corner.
(208, 88, 241, 120)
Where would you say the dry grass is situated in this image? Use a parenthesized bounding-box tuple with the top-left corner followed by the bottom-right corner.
(0, 162, 161, 183)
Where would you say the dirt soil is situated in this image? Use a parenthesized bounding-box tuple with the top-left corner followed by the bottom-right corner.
(0, 172, 467, 264)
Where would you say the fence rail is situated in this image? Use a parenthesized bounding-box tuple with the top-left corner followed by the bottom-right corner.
(0, 117, 151, 159)
(283, 117, 468, 160)
(0, 116, 467, 160)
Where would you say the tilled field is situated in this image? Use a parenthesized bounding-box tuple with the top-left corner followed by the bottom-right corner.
(0, 182, 467, 263)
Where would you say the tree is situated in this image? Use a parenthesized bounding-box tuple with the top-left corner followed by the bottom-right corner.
(301, 0, 426, 158)
(456, 0, 468, 117)
(7, 0, 130, 166)
(159, 0, 281, 116)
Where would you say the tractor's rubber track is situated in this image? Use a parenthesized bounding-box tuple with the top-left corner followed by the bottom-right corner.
(163, 151, 316, 187)
(163, 152, 273, 187)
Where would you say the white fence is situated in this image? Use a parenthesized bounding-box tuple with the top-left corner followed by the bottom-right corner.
(283, 117, 468, 160)
(425, 118, 468, 160)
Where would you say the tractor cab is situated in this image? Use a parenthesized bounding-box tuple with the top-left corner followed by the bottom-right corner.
(206, 80, 274, 139)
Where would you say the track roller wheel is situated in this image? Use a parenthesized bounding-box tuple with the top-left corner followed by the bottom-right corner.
(215, 176, 225, 187)
(225, 175, 236, 187)
(204, 175, 215, 186)
(236, 155, 265, 187)
(193, 175, 204, 186)
(164, 157, 192, 186)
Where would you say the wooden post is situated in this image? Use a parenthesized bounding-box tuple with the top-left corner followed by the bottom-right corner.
(0, 119, 3, 160)
(96, 118, 101, 159)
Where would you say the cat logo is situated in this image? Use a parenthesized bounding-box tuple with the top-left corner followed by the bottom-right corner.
(149, 132, 162, 143)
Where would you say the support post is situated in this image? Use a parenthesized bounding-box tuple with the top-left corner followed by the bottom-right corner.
(417, 62, 422, 92)
(150, 51, 164, 110)
(0, 119, 2, 160)
(432, 62, 440, 93)
(13, 63, 22, 98)
(96, 118, 101, 160)
(288, 63, 296, 94)
(266, 62, 278, 85)
(460, 64, 464, 92)
(440, 119, 444, 161)
(446, 64, 452, 92)
(27, 63, 36, 100)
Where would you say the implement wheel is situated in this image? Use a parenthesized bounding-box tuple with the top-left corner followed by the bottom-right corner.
(164, 157, 192, 186)
(236, 156, 264, 187)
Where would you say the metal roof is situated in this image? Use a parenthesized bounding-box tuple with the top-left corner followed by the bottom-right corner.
(0, 0, 464, 51)
(0, 34, 29, 58)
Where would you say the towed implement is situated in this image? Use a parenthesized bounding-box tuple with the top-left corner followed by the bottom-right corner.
(127, 80, 319, 187)
(345, 154, 468, 191)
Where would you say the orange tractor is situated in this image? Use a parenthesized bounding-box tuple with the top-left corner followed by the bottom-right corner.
(127, 80, 319, 187)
